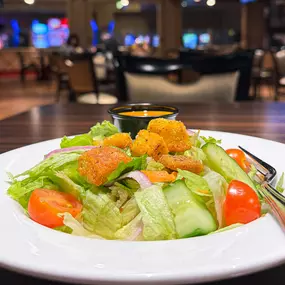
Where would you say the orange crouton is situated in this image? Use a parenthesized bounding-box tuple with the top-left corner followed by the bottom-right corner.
(158, 155, 203, 174)
(78, 146, 131, 186)
(148, 118, 191, 152)
(131, 130, 169, 161)
(103, 133, 132, 149)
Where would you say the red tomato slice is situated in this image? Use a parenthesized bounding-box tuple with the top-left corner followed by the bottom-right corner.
(224, 180, 261, 226)
(226, 149, 250, 172)
(28, 189, 82, 228)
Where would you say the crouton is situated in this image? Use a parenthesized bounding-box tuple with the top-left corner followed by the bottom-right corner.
(131, 130, 169, 161)
(103, 133, 132, 149)
(158, 154, 203, 174)
(147, 118, 191, 152)
(78, 146, 131, 186)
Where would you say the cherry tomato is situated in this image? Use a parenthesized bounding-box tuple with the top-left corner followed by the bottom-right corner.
(226, 149, 250, 172)
(28, 189, 82, 228)
(224, 180, 261, 226)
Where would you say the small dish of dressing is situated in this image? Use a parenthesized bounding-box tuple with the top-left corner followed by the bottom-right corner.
(108, 103, 179, 138)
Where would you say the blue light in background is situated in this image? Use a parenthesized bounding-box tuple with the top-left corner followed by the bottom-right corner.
(90, 19, 99, 46)
(108, 20, 115, 34)
(10, 19, 20, 47)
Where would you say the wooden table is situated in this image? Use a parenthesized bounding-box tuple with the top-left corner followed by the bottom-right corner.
(1, 102, 285, 285)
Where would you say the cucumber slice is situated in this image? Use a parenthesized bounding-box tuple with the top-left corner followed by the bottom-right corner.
(164, 180, 217, 238)
(202, 143, 256, 191)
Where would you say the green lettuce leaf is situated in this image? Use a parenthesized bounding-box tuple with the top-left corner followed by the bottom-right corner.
(146, 160, 165, 171)
(47, 171, 86, 201)
(276, 172, 285, 193)
(135, 185, 176, 241)
(120, 196, 140, 225)
(82, 191, 122, 239)
(90, 120, 118, 140)
(177, 169, 211, 197)
(7, 176, 58, 211)
(62, 212, 104, 239)
(107, 155, 147, 183)
(200, 136, 222, 145)
(54, 225, 73, 234)
(115, 214, 143, 241)
(60, 134, 93, 148)
(14, 151, 83, 180)
(109, 182, 130, 208)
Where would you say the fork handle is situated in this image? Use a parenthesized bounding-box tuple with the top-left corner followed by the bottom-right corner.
(260, 182, 285, 230)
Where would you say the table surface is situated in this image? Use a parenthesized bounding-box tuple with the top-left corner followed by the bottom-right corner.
(1, 102, 285, 285)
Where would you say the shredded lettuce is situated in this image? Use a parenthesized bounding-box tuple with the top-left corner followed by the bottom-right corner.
(121, 197, 140, 225)
(89, 120, 118, 140)
(146, 160, 165, 171)
(14, 151, 83, 180)
(82, 191, 122, 239)
(189, 130, 201, 148)
(62, 212, 104, 239)
(135, 185, 176, 241)
(115, 214, 143, 241)
(48, 171, 86, 201)
(177, 169, 211, 197)
(7, 176, 58, 211)
(200, 136, 222, 145)
(276, 173, 285, 193)
(107, 155, 147, 183)
(60, 134, 93, 148)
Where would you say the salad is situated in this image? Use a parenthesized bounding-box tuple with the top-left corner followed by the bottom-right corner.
(6, 119, 283, 241)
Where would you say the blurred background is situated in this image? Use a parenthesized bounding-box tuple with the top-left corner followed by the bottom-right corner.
(0, 0, 284, 119)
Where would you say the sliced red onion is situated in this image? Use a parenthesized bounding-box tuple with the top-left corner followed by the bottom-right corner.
(45, 146, 97, 159)
(119, 171, 152, 190)
(187, 129, 196, 136)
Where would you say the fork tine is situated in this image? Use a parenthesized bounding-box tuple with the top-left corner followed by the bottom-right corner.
(238, 146, 277, 181)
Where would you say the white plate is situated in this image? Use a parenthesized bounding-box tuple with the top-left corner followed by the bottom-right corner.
(1, 130, 285, 285)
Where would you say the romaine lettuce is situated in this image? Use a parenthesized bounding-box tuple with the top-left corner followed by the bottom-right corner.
(184, 146, 206, 162)
(89, 120, 118, 140)
(62, 212, 104, 239)
(82, 191, 122, 239)
(48, 171, 86, 201)
(115, 214, 143, 241)
(60, 134, 93, 148)
(120, 196, 140, 225)
(107, 155, 147, 183)
(135, 185, 176, 241)
(146, 160, 165, 171)
(276, 172, 284, 193)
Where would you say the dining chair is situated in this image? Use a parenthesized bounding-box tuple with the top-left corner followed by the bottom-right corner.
(179, 49, 255, 101)
(49, 52, 70, 101)
(114, 54, 183, 101)
(251, 50, 276, 99)
(114, 52, 247, 102)
(64, 53, 117, 104)
(17, 52, 40, 84)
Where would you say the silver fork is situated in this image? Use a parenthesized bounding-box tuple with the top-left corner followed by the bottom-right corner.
(239, 146, 285, 229)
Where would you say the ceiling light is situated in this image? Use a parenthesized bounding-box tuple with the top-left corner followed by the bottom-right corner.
(181, 1, 187, 7)
(24, 0, 35, 4)
(207, 0, 216, 6)
(116, 1, 123, 9)
(121, 0, 129, 6)
(194, 0, 201, 2)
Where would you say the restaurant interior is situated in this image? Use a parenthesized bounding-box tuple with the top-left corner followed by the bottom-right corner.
(1, 0, 285, 119)
(3, 1, 285, 285)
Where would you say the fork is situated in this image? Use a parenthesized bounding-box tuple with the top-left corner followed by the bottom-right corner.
(239, 146, 285, 229)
